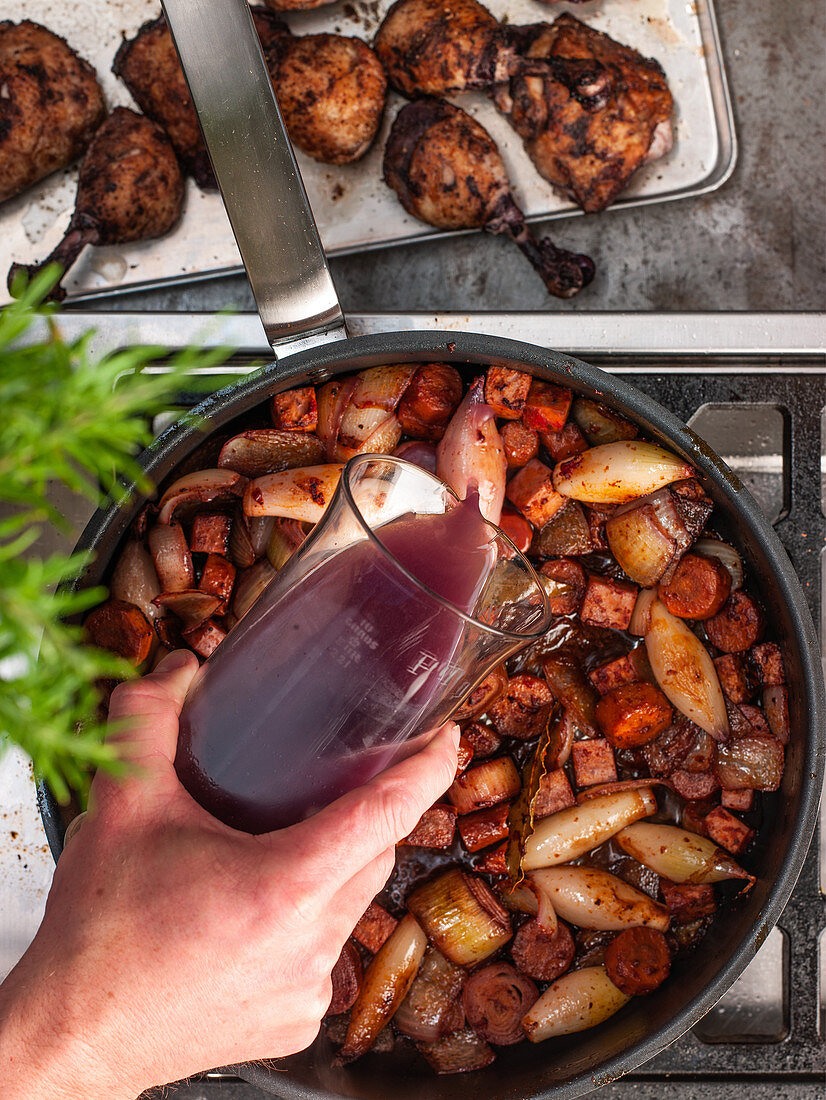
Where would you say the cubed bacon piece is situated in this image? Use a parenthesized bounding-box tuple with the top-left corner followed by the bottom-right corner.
(521, 380, 572, 433)
(750, 642, 785, 686)
(353, 901, 398, 953)
(271, 386, 318, 431)
(506, 458, 566, 528)
(670, 769, 720, 801)
(484, 365, 532, 420)
(447, 757, 521, 814)
(182, 617, 227, 658)
(401, 805, 457, 848)
(539, 422, 587, 462)
(596, 683, 673, 748)
(457, 803, 510, 852)
(397, 364, 463, 441)
(198, 553, 236, 606)
(488, 674, 553, 741)
(704, 806, 754, 855)
(456, 737, 474, 775)
(588, 649, 649, 695)
(721, 788, 754, 812)
(660, 880, 717, 922)
(762, 686, 790, 744)
(533, 768, 576, 818)
(189, 512, 232, 555)
(538, 558, 586, 615)
(475, 841, 508, 875)
(571, 739, 617, 788)
(713, 653, 757, 704)
(460, 721, 502, 759)
(580, 573, 638, 631)
(86, 600, 153, 665)
(500, 420, 539, 467)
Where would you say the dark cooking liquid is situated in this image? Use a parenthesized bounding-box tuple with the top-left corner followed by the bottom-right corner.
(175, 495, 494, 833)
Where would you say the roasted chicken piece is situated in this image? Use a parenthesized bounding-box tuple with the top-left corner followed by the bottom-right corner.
(9, 108, 184, 300)
(266, 34, 387, 164)
(383, 98, 594, 299)
(0, 20, 105, 204)
(375, 0, 523, 97)
(495, 15, 674, 212)
(113, 8, 289, 188)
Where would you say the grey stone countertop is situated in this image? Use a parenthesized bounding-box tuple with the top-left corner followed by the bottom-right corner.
(73, 0, 826, 318)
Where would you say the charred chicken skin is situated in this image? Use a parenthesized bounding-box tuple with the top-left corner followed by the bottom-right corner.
(375, 0, 518, 97)
(383, 98, 594, 298)
(495, 15, 674, 212)
(266, 34, 387, 164)
(0, 20, 105, 204)
(113, 8, 289, 189)
(9, 107, 184, 300)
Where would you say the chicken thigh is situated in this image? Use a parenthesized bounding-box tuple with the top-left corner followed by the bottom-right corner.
(266, 34, 387, 164)
(495, 15, 673, 212)
(9, 108, 184, 300)
(0, 20, 105, 203)
(383, 98, 594, 298)
(113, 8, 289, 188)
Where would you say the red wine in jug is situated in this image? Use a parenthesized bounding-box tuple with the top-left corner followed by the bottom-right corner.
(175, 493, 495, 833)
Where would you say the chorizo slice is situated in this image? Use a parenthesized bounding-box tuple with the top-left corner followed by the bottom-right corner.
(705, 591, 765, 653)
(328, 941, 363, 1016)
(501, 420, 539, 468)
(462, 962, 538, 1046)
(511, 918, 575, 982)
(658, 552, 732, 620)
(397, 364, 463, 441)
(488, 674, 554, 741)
(538, 558, 587, 615)
(604, 927, 671, 996)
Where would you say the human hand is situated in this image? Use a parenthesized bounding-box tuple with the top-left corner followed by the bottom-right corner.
(0, 649, 459, 1100)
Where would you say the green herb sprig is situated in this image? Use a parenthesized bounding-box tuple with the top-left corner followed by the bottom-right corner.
(1, 267, 233, 802)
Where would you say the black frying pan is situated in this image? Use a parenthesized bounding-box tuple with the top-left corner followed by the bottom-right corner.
(39, 1, 825, 1097)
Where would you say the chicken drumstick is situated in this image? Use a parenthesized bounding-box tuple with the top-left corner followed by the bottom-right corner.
(8, 108, 184, 300)
(383, 98, 594, 299)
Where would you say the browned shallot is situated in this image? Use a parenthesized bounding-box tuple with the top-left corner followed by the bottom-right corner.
(157, 468, 246, 525)
(552, 442, 693, 504)
(522, 788, 657, 871)
(615, 823, 754, 885)
(522, 966, 630, 1042)
(645, 599, 729, 740)
(244, 464, 343, 522)
(340, 914, 427, 1061)
(110, 540, 163, 621)
(527, 867, 670, 931)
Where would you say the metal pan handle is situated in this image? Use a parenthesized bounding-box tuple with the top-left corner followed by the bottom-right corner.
(161, 0, 347, 357)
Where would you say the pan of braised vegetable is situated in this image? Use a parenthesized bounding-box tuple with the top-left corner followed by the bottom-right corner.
(39, 1, 823, 1097)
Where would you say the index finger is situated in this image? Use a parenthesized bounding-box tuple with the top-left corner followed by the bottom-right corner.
(268, 722, 459, 889)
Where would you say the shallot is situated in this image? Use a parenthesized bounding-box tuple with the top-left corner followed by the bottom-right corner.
(436, 376, 506, 524)
(645, 600, 729, 740)
(110, 540, 162, 621)
(244, 464, 343, 522)
(157, 468, 246, 525)
(522, 788, 657, 871)
(615, 822, 753, 885)
(522, 966, 630, 1042)
(527, 867, 670, 931)
(552, 442, 694, 504)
